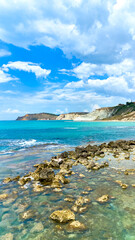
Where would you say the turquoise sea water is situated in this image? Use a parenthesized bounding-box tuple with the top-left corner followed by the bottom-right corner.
(1, 120, 135, 153)
(0, 120, 135, 240)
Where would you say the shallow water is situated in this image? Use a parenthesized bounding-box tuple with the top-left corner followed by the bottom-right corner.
(0, 121, 135, 239)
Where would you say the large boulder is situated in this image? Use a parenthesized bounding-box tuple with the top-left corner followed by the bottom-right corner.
(39, 168, 55, 183)
(50, 209, 75, 223)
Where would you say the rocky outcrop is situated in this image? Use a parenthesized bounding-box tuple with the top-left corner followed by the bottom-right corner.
(16, 113, 58, 120)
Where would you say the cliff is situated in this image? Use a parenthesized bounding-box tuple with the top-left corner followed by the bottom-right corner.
(16, 102, 135, 121)
(56, 112, 88, 120)
(74, 102, 135, 121)
(16, 113, 58, 120)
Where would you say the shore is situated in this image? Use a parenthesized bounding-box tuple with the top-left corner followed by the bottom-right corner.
(1, 139, 135, 239)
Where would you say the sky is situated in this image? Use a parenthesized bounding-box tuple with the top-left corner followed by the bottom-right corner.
(0, 0, 135, 120)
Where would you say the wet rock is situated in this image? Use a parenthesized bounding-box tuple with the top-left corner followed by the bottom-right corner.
(64, 198, 75, 202)
(39, 168, 55, 183)
(59, 151, 69, 159)
(20, 210, 35, 220)
(18, 177, 31, 186)
(75, 196, 90, 207)
(53, 188, 62, 192)
(78, 206, 87, 213)
(0, 193, 8, 200)
(121, 183, 128, 189)
(50, 209, 75, 223)
(1, 233, 13, 240)
(12, 176, 20, 181)
(30, 222, 44, 233)
(33, 183, 44, 192)
(67, 220, 86, 231)
(51, 180, 62, 188)
(3, 177, 12, 184)
(97, 195, 109, 203)
(54, 173, 70, 184)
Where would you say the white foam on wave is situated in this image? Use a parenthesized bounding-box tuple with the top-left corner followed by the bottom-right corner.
(18, 139, 37, 147)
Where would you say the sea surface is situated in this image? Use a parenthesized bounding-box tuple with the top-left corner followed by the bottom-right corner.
(0, 120, 135, 240)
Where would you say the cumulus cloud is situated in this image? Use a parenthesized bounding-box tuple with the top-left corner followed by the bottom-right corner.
(3, 61, 51, 78)
(0, 0, 135, 62)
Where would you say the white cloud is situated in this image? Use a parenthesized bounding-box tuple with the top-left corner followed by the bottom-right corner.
(65, 80, 84, 88)
(3, 108, 21, 113)
(61, 59, 135, 79)
(0, 49, 11, 57)
(0, 69, 18, 83)
(0, 0, 135, 62)
(3, 61, 51, 78)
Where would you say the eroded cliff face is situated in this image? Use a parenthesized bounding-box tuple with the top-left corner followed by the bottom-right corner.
(74, 102, 135, 121)
(74, 108, 114, 121)
(56, 112, 88, 120)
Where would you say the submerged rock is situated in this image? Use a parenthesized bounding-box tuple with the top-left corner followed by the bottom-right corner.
(67, 220, 86, 231)
(3, 177, 12, 184)
(1, 233, 13, 240)
(50, 209, 75, 223)
(97, 195, 109, 203)
(20, 210, 35, 220)
(30, 222, 44, 233)
(0, 193, 8, 200)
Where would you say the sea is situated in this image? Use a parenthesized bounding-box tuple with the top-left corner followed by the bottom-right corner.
(0, 120, 135, 240)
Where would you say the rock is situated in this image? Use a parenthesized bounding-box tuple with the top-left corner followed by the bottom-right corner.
(59, 151, 68, 159)
(53, 188, 62, 192)
(3, 177, 12, 184)
(1, 233, 13, 240)
(97, 195, 109, 203)
(71, 205, 78, 212)
(75, 196, 90, 207)
(78, 207, 87, 213)
(121, 183, 128, 189)
(0, 193, 8, 200)
(20, 210, 35, 220)
(67, 221, 86, 231)
(30, 222, 44, 233)
(33, 183, 44, 192)
(50, 209, 75, 223)
(39, 168, 55, 183)
(51, 180, 62, 188)
(79, 174, 85, 178)
(64, 198, 75, 202)
(18, 177, 31, 186)
(54, 173, 70, 184)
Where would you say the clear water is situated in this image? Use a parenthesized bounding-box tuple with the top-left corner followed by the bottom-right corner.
(0, 120, 135, 240)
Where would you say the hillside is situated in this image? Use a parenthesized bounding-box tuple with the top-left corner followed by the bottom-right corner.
(74, 102, 135, 121)
(16, 113, 58, 120)
(16, 102, 135, 121)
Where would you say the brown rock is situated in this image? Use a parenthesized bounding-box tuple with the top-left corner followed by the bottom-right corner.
(67, 220, 86, 231)
(97, 195, 109, 203)
(50, 209, 75, 223)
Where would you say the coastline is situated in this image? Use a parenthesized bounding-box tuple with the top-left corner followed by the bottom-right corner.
(1, 139, 135, 239)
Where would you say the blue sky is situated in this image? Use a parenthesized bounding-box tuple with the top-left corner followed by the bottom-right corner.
(0, 0, 135, 120)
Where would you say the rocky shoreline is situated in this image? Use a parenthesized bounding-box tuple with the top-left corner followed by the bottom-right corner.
(1, 139, 135, 238)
